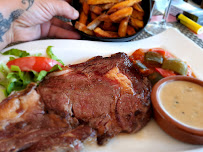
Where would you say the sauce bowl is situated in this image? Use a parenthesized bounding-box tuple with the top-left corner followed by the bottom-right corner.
(151, 76, 203, 144)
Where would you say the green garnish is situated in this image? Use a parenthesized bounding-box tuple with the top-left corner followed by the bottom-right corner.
(33, 53, 42, 57)
(0, 64, 62, 96)
(9, 57, 16, 61)
(2, 48, 30, 57)
(46, 46, 64, 65)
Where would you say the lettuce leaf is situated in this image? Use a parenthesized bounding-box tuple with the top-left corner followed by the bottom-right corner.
(2, 49, 30, 57)
(46, 46, 64, 65)
(9, 57, 16, 61)
(0, 63, 62, 96)
(0, 63, 10, 77)
(33, 53, 42, 57)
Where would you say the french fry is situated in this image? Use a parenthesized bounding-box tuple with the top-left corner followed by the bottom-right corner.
(127, 25, 136, 35)
(100, 3, 115, 10)
(130, 17, 144, 29)
(76, 0, 145, 38)
(108, 0, 141, 14)
(75, 21, 94, 35)
(87, 14, 109, 30)
(91, 12, 98, 20)
(118, 17, 129, 37)
(83, 2, 90, 15)
(102, 21, 117, 31)
(132, 10, 144, 20)
(87, 0, 119, 5)
(79, 11, 88, 25)
(94, 27, 118, 38)
(109, 7, 133, 22)
(133, 3, 144, 12)
(90, 5, 103, 15)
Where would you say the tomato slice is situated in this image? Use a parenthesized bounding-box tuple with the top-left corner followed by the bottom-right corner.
(7, 57, 62, 72)
(155, 68, 176, 77)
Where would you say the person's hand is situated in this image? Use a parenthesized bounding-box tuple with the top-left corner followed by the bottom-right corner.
(9, 0, 80, 43)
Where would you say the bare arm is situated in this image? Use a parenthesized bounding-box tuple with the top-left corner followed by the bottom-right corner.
(0, 0, 80, 51)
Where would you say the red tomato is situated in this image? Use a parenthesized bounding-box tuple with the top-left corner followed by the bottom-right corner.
(7, 57, 62, 72)
(155, 68, 176, 77)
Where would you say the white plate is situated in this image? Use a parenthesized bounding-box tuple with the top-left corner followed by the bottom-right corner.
(1, 28, 203, 152)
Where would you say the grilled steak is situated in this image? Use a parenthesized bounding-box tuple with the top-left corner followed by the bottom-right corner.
(0, 52, 151, 151)
(38, 52, 152, 144)
(0, 84, 95, 152)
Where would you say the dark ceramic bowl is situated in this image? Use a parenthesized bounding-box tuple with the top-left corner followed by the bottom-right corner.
(151, 76, 203, 145)
(72, 0, 152, 42)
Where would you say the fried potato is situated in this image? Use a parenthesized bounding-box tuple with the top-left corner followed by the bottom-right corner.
(109, 7, 133, 22)
(90, 5, 103, 15)
(91, 12, 98, 20)
(118, 17, 129, 37)
(132, 9, 144, 20)
(94, 27, 118, 38)
(83, 2, 90, 15)
(100, 3, 115, 10)
(87, 14, 109, 30)
(108, 0, 141, 14)
(127, 25, 136, 35)
(130, 17, 144, 29)
(133, 3, 144, 12)
(79, 11, 88, 25)
(76, 0, 145, 38)
(87, 0, 119, 5)
(102, 21, 117, 31)
(75, 21, 94, 35)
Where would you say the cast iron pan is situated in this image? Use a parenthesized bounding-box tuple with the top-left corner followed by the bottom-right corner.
(72, 0, 152, 42)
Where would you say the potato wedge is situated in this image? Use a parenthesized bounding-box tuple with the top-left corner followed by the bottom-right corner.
(77, 0, 145, 38)
(91, 12, 98, 20)
(79, 11, 88, 25)
(75, 21, 94, 35)
(83, 2, 90, 15)
(108, 0, 141, 14)
(94, 27, 118, 38)
(133, 3, 144, 12)
(109, 7, 133, 22)
(90, 5, 103, 15)
(132, 10, 144, 20)
(87, 14, 109, 30)
(127, 25, 136, 35)
(102, 21, 117, 31)
(87, 0, 119, 5)
(130, 17, 144, 29)
(118, 17, 129, 37)
(100, 3, 115, 10)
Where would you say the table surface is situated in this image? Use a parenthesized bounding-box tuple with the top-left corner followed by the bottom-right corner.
(133, 6, 203, 48)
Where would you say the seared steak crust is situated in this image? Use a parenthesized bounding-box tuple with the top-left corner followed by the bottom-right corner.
(38, 52, 152, 144)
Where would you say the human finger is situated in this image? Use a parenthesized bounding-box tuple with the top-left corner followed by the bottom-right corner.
(48, 25, 81, 39)
(51, 0, 79, 20)
(51, 18, 75, 31)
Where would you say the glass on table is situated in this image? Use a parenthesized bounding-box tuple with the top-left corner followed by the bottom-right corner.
(145, 0, 173, 35)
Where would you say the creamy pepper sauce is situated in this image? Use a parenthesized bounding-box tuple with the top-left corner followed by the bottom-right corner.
(159, 80, 203, 129)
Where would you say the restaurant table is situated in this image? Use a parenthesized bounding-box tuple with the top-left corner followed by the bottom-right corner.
(133, 10, 203, 48)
